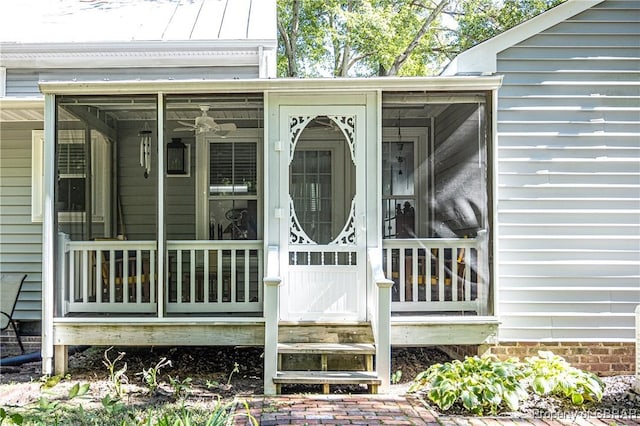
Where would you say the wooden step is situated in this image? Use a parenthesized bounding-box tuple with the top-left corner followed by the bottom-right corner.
(278, 342, 375, 355)
(278, 322, 374, 344)
(273, 370, 381, 394)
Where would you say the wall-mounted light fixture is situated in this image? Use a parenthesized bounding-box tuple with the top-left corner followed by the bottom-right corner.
(167, 138, 187, 175)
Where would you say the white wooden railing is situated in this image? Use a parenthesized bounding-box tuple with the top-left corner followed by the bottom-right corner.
(166, 241, 263, 313)
(62, 239, 263, 315)
(63, 240, 157, 314)
(382, 238, 487, 315)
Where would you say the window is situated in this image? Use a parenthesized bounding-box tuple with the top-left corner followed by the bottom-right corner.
(31, 130, 111, 223)
(208, 140, 259, 240)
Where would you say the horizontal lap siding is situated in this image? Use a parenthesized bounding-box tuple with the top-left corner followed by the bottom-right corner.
(5, 67, 259, 97)
(496, 0, 640, 342)
(0, 123, 43, 321)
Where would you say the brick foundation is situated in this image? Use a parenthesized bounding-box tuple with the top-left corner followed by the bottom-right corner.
(484, 342, 636, 377)
(0, 331, 41, 358)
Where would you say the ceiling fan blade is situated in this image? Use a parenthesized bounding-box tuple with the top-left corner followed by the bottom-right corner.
(219, 123, 237, 132)
(174, 127, 195, 132)
(177, 121, 196, 128)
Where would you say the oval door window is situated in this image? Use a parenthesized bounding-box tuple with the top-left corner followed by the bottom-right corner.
(290, 115, 356, 245)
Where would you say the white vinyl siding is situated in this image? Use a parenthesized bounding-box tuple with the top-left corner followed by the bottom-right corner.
(0, 124, 43, 321)
(496, 0, 640, 341)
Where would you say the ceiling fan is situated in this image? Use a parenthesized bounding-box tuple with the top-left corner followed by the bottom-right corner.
(174, 105, 237, 136)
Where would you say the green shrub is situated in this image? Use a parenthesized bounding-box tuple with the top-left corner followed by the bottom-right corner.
(409, 355, 528, 415)
(524, 351, 604, 405)
(409, 351, 605, 415)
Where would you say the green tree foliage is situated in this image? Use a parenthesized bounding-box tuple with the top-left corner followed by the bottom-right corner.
(277, 0, 566, 77)
(453, 0, 566, 52)
(278, 0, 451, 77)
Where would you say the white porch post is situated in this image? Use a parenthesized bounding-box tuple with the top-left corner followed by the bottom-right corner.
(41, 93, 56, 375)
(156, 93, 165, 318)
(263, 246, 281, 395)
(376, 273, 393, 394)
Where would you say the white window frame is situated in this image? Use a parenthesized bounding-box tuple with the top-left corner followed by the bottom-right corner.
(31, 129, 111, 224)
(195, 129, 263, 240)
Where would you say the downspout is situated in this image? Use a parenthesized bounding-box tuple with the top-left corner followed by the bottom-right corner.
(41, 93, 56, 375)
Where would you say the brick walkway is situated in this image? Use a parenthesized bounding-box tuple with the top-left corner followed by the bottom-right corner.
(234, 394, 640, 426)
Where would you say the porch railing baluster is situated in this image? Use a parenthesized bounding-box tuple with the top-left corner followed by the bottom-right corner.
(244, 249, 250, 302)
(134, 249, 140, 304)
(81, 250, 88, 304)
(411, 248, 418, 303)
(230, 249, 237, 303)
(150, 249, 156, 304)
(190, 249, 196, 304)
(109, 249, 115, 304)
(122, 249, 130, 303)
(204, 249, 210, 303)
(216, 249, 222, 303)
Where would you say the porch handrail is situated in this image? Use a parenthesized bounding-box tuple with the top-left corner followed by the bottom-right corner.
(368, 247, 393, 394)
(263, 245, 281, 395)
(63, 240, 157, 314)
(165, 240, 263, 313)
(382, 237, 487, 315)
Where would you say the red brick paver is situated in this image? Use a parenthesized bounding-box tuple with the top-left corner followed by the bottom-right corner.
(233, 394, 640, 426)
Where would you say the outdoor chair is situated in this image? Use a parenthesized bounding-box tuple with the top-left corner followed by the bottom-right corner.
(0, 273, 27, 354)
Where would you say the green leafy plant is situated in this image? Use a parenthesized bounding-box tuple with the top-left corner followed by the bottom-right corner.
(102, 346, 128, 398)
(137, 357, 172, 395)
(0, 407, 24, 425)
(227, 362, 240, 386)
(100, 394, 125, 416)
(524, 351, 604, 405)
(67, 383, 90, 400)
(35, 397, 60, 414)
(168, 376, 193, 401)
(391, 370, 403, 384)
(409, 355, 528, 415)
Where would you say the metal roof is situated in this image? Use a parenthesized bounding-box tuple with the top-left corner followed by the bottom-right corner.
(0, 0, 276, 44)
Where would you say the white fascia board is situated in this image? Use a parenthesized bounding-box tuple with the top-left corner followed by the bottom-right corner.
(443, 0, 603, 75)
(0, 98, 44, 108)
(0, 40, 276, 69)
(39, 75, 503, 96)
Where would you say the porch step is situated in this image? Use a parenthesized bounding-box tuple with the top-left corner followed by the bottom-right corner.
(278, 322, 374, 344)
(277, 342, 375, 355)
(273, 370, 381, 394)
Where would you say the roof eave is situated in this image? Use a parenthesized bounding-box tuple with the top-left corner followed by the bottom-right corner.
(0, 40, 277, 69)
(39, 75, 504, 96)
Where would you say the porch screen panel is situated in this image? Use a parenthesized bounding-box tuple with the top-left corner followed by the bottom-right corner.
(55, 95, 159, 315)
(381, 94, 490, 315)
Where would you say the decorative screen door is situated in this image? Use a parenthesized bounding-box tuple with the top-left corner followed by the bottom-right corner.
(280, 106, 366, 321)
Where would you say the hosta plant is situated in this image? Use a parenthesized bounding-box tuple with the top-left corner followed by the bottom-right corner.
(524, 351, 604, 405)
(409, 355, 528, 415)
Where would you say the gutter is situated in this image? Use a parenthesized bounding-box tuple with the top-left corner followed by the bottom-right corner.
(0, 40, 277, 69)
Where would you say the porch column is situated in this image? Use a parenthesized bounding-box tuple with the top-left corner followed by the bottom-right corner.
(376, 278, 393, 394)
(156, 93, 165, 317)
(41, 93, 56, 375)
(263, 246, 281, 395)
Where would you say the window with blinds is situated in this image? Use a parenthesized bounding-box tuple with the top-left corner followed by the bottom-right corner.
(57, 142, 87, 212)
(209, 141, 258, 240)
(209, 142, 257, 195)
